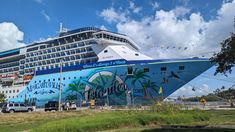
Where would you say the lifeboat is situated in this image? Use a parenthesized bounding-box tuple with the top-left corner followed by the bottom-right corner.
(23, 75, 33, 80)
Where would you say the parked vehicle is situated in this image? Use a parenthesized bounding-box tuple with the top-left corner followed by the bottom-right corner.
(1, 103, 34, 113)
(62, 101, 77, 110)
(44, 101, 58, 111)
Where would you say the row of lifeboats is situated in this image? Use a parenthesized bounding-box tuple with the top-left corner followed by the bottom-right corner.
(0, 74, 32, 82)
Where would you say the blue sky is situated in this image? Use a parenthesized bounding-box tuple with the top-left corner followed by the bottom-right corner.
(0, 0, 226, 42)
(0, 0, 235, 97)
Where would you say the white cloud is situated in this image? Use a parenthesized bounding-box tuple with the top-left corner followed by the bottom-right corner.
(99, 8, 127, 24)
(129, 1, 142, 14)
(102, 0, 235, 59)
(169, 84, 211, 98)
(0, 22, 25, 52)
(100, 25, 107, 30)
(41, 10, 50, 22)
(179, 0, 190, 6)
(173, 6, 191, 17)
(151, 1, 160, 9)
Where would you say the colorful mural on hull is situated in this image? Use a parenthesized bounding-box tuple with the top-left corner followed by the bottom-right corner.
(9, 59, 214, 107)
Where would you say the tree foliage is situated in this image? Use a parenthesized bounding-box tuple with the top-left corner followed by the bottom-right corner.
(0, 93, 6, 103)
(210, 18, 235, 75)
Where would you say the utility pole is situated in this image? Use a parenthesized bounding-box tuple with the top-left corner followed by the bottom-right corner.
(58, 61, 63, 111)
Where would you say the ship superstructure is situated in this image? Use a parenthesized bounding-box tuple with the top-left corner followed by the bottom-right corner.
(0, 27, 214, 106)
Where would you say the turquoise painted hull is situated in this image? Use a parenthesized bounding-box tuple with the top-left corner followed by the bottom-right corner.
(9, 58, 214, 107)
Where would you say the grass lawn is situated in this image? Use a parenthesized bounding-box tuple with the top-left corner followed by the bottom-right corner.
(0, 109, 234, 132)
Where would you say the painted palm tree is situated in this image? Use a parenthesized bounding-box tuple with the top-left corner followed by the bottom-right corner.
(66, 94, 77, 102)
(142, 80, 159, 98)
(125, 68, 149, 86)
(125, 68, 149, 90)
(67, 79, 86, 100)
(125, 68, 150, 105)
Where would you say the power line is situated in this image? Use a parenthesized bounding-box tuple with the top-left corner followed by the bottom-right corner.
(185, 72, 235, 84)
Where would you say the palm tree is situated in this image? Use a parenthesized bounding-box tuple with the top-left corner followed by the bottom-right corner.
(67, 79, 86, 103)
(125, 68, 149, 105)
(142, 80, 159, 98)
(125, 68, 149, 88)
(66, 94, 77, 102)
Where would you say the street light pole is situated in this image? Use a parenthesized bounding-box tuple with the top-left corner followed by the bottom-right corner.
(58, 61, 63, 111)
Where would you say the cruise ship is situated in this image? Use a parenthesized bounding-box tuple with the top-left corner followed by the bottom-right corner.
(0, 26, 214, 107)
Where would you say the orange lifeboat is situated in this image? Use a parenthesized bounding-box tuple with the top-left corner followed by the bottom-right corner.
(23, 75, 32, 80)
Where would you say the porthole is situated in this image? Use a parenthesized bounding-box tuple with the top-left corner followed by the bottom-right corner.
(144, 68, 149, 72)
(127, 66, 133, 75)
(179, 66, 185, 70)
(161, 67, 167, 71)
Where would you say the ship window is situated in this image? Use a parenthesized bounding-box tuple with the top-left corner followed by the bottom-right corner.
(56, 47, 61, 51)
(61, 46, 65, 50)
(66, 45, 70, 49)
(47, 49, 51, 53)
(71, 50, 75, 54)
(66, 51, 70, 55)
(17, 89, 19, 93)
(47, 44, 52, 48)
(40, 45, 46, 49)
(161, 67, 167, 71)
(74, 77, 76, 79)
(71, 56, 75, 60)
(51, 59, 55, 63)
(127, 66, 133, 75)
(48, 79, 50, 81)
(52, 48, 56, 52)
(13, 90, 15, 93)
(76, 49, 80, 53)
(54, 43, 59, 46)
(63, 77, 65, 80)
(65, 63, 69, 67)
(68, 77, 71, 79)
(104, 50, 108, 53)
(135, 53, 139, 56)
(144, 68, 149, 72)
(9, 90, 11, 93)
(179, 66, 185, 70)
(80, 48, 85, 52)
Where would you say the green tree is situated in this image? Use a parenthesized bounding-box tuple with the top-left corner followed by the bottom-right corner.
(210, 18, 235, 75)
(0, 93, 6, 103)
